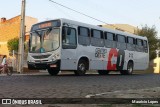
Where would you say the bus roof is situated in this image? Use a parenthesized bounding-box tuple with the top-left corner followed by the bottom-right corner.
(61, 18, 147, 40)
(32, 18, 148, 40)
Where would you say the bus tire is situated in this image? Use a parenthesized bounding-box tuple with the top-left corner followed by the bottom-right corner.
(120, 62, 133, 75)
(98, 70, 110, 75)
(48, 68, 59, 76)
(74, 60, 87, 76)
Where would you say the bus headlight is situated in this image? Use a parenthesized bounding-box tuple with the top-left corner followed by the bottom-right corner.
(27, 55, 35, 62)
(52, 53, 60, 60)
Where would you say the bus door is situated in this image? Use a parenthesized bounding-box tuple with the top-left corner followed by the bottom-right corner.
(61, 26, 77, 70)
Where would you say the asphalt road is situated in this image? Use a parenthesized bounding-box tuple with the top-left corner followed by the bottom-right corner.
(0, 73, 160, 98)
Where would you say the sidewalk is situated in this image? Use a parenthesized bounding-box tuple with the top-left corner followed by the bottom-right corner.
(0, 70, 48, 76)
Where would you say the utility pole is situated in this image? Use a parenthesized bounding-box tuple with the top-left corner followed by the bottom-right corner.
(18, 0, 26, 73)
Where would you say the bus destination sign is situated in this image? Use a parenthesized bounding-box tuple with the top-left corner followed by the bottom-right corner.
(39, 22, 52, 29)
(31, 20, 61, 31)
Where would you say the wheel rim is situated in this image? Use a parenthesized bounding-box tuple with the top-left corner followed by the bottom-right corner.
(128, 64, 133, 73)
(79, 63, 85, 71)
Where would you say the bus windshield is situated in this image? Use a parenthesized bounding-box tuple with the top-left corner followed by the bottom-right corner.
(30, 28, 60, 53)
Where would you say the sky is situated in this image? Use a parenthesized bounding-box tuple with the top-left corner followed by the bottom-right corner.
(0, 0, 160, 36)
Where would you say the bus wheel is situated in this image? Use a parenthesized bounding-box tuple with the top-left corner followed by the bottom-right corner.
(48, 68, 59, 76)
(120, 62, 133, 75)
(74, 60, 87, 76)
(98, 70, 110, 75)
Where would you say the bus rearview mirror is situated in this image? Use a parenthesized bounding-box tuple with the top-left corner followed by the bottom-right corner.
(67, 28, 71, 35)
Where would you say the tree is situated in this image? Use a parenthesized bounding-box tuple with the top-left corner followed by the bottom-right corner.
(7, 37, 19, 54)
(135, 25, 159, 60)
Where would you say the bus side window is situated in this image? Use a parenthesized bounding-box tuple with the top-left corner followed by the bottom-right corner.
(128, 37, 136, 45)
(104, 32, 116, 48)
(117, 35, 126, 43)
(136, 39, 144, 52)
(78, 26, 90, 46)
(105, 32, 115, 41)
(126, 37, 136, 51)
(117, 34, 126, 50)
(137, 39, 143, 46)
(127, 37, 134, 44)
(78, 26, 90, 37)
(91, 29, 104, 47)
(62, 27, 77, 49)
(91, 29, 103, 39)
(143, 40, 148, 53)
(143, 40, 148, 47)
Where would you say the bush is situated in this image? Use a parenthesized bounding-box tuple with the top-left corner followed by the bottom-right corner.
(7, 37, 19, 53)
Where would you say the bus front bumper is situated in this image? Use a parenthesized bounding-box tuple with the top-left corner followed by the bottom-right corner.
(27, 60, 60, 70)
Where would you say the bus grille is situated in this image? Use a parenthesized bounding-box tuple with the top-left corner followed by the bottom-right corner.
(32, 55, 51, 59)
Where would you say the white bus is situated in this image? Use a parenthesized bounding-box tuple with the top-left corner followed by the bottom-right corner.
(27, 18, 149, 75)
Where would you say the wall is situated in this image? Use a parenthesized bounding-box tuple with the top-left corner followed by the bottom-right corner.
(0, 15, 38, 56)
(101, 24, 138, 34)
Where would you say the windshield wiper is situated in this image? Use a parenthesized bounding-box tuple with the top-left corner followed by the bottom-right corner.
(35, 31, 41, 37)
(46, 28, 52, 35)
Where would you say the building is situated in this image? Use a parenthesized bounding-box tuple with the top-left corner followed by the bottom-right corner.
(0, 15, 38, 56)
(100, 24, 138, 34)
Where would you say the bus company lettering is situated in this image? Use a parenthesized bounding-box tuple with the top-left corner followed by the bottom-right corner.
(95, 48, 107, 58)
(107, 48, 125, 70)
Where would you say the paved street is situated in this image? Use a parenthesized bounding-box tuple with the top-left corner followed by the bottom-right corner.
(0, 72, 160, 98)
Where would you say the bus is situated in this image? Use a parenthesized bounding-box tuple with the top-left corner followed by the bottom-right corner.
(27, 18, 149, 76)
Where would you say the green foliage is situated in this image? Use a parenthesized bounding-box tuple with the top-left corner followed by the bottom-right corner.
(7, 37, 19, 52)
(135, 25, 158, 60)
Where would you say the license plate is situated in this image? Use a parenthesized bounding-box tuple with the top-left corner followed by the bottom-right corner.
(50, 64, 57, 67)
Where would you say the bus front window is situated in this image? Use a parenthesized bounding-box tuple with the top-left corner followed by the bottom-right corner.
(30, 32, 41, 52)
(30, 28, 60, 53)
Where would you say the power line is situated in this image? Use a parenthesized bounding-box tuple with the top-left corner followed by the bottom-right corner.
(48, 0, 110, 25)
(52, 3, 76, 20)
(48, 0, 121, 30)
